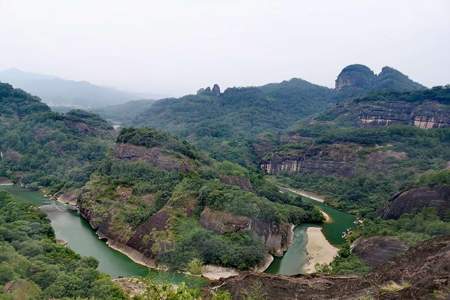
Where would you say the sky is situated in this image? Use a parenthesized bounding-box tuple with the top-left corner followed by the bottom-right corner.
(1, 0, 449, 96)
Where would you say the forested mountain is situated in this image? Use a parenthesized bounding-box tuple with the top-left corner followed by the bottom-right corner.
(0, 82, 113, 192)
(259, 86, 450, 216)
(0, 68, 138, 108)
(0, 83, 322, 274)
(92, 99, 155, 124)
(0, 191, 125, 299)
(130, 65, 426, 165)
(78, 128, 323, 271)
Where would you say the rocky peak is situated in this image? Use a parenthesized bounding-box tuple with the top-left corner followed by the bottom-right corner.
(212, 84, 221, 96)
(335, 64, 425, 93)
(335, 64, 376, 91)
(197, 84, 221, 96)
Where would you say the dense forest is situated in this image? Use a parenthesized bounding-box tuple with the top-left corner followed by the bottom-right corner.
(0, 82, 113, 192)
(0, 191, 126, 299)
(79, 128, 323, 272)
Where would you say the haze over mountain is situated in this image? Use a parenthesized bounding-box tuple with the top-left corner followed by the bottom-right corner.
(0, 68, 151, 108)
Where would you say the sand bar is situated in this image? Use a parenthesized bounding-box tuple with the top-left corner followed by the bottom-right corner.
(303, 227, 338, 274)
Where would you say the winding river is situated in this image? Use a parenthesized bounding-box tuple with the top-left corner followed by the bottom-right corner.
(0, 185, 205, 287)
(266, 189, 355, 275)
(1, 185, 354, 280)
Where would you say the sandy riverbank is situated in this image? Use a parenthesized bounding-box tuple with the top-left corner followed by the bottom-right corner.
(280, 187, 326, 203)
(106, 239, 158, 269)
(321, 210, 332, 223)
(303, 227, 338, 274)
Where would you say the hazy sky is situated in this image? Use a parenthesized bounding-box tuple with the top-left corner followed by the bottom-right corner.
(1, 0, 449, 96)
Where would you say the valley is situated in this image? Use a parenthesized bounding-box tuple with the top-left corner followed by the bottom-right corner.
(0, 64, 449, 299)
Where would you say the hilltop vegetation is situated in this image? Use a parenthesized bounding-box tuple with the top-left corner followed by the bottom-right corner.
(79, 128, 322, 271)
(0, 191, 125, 299)
(260, 86, 450, 216)
(0, 82, 113, 192)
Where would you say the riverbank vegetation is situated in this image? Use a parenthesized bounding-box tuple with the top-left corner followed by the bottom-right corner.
(273, 125, 450, 216)
(0, 190, 125, 299)
(78, 128, 324, 272)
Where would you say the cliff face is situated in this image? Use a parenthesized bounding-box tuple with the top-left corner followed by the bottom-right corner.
(335, 64, 376, 91)
(335, 64, 425, 94)
(379, 185, 450, 220)
(211, 235, 450, 299)
(358, 101, 450, 128)
(352, 236, 409, 268)
(199, 207, 293, 256)
(260, 144, 358, 177)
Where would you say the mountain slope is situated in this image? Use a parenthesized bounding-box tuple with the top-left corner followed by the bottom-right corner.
(131, 65, 425, 165)
(0, 68, 137, 108)
(92, 99, 155, 124)
(78, 127, 323, 271)
(258, 87, 450, 215)
(0, 82, 113, 191)
(335, 64, 426, 98)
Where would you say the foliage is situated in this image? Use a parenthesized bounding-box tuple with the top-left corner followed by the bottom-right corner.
(0, 83, 112, 192)
(159, 218, 265, 271)
(0, 191, 125, 299)
(355, 208, 450, 245)
(131, 81, 334, 165)
(135, 278, 201, 300)
(117, 127, 199, 159)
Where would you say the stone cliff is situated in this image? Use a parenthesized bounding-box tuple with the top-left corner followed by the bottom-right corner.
(210, 235, 450, 299)
(199, 207, 293, 256)
(379, 185, 450, 220)
(335, 64, 425, 94)
(358, 100, 450, 128)
(260, 143, 358, 177)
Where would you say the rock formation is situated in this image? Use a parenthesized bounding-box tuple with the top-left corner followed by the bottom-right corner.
(335, 64, 425, 93)
(260, 144, 358, 177)
(379, 185, 450, 220)
(352, 236, 409, 268)
(210, 235, 450, 299)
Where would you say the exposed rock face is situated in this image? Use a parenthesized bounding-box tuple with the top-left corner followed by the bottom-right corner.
(335, 64, 425, 93)
(336, 64, 376, 91)
(358, 101, 450, 128)
(126, 210, 172, 258)
(211, 235, 450, 299)
(114, 143, 193, 172)
(379, 185, 450, 220)
(260, 144, 357, 177)
(197, 84, 221, 96)
(352, 236, 409, 268)
(212, 84, 221, 96)
(199, 207, 293, 256)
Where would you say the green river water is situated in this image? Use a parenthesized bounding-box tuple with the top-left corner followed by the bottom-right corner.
(0, 186, 205, 287)
(266, 190, 356, 275)
(1, 185, 355, 280)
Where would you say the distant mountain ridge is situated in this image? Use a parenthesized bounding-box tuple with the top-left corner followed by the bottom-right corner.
(128, 64, 426, 164)
(335, 64, 426, 98)
(0, 68, 140, 108)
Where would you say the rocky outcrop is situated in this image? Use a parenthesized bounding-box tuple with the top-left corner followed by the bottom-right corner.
(358, 101, 450, 128)
(199, 207, 293, 256)
(260, 144, 357, 177)
(114, 143, 193, 172)
(197, 84, 221, 96)
(335, 64, 425, 93)
(352, 236, 409, 268)
(210, 235, 450, 299)
(336, 64, 376, 91)
(379, 185, 450, 220)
